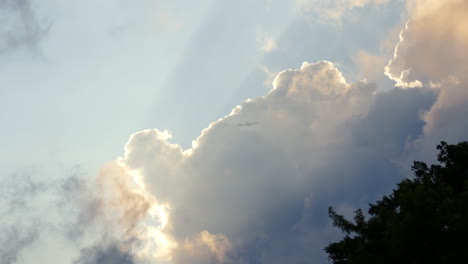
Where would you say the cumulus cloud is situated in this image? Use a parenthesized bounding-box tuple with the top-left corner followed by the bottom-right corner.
(385, 0, 468, 159)
(385, 0, 468, 86)
(117, 61, 436, 263)
(0, 0, 51, 52)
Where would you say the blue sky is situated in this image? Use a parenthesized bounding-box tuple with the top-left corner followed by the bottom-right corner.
(1, 0, 467, 263)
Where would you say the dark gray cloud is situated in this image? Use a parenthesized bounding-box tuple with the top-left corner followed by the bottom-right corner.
(0, 0, 51, 52)
(1, 170, 47, 213)
(74, 244, 135, 264)
(0, 175, 47, 262)
(0, 168, 82, 262)
(0, 227, 38, 264)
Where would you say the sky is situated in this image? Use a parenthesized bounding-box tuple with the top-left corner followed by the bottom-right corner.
(1, 0, 467, 263)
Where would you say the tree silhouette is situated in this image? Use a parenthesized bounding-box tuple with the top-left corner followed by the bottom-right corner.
(325, 141, 468, 264)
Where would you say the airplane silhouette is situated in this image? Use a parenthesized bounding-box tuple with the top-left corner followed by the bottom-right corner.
(237, 121, 258, 127)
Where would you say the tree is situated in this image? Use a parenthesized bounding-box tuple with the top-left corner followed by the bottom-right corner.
(325, 141, 468, 264)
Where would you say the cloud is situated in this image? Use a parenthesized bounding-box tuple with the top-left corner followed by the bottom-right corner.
(260, 65, 278, 88)
(298, 0, 391, 21)
(172, 231, 232, 264)
(352, 49, 387, 81)
(74, 244, 135, 264)
(385, 0, 468, 86)
(0, 169, 59, 264)
(0, 228, 37, 264)
(384, 0, 468, 160)
(118, 61, 436, 263)
(0, 162, 155, 264)
(257, 31, 277, 52)
(0, 0, 51, 52)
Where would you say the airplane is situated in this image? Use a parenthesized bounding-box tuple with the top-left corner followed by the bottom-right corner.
(237, 121, 258, 127)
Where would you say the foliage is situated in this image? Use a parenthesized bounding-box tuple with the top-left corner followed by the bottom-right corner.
(325, 141, 468, 264)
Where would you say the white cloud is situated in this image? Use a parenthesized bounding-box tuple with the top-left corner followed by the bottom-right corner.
(385, 0, 468, 159)
(386, 0, 468, 86)
(117, 61, 436, 263)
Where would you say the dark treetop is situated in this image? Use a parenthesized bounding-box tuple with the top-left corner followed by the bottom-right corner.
(326, 141, 468, 264)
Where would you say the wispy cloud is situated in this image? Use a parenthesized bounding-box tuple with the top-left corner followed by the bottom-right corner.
(297, 0, 391, 22)
(0, 0, 51, 52)
(257, 30, 277, 52)
(0, 163, 154, 264)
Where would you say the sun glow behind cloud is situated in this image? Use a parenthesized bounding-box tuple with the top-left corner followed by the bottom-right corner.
(112, 159, 177, 263)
